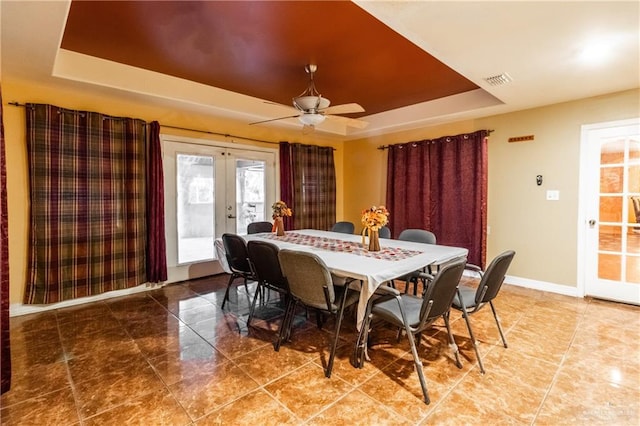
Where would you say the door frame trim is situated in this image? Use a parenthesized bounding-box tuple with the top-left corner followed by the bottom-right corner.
(577, 117, 640, 299)
(161, 133, 279, 284)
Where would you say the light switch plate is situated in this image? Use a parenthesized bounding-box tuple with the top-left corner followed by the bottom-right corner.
(546, 190, 560, 200)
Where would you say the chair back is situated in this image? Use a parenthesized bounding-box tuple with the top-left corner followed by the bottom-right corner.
(247, 240, 286, 290)
(331, 221, 355, 234)
(222, 233, 251, 274)
(247, 221, 273, 234)
(278, 249, 335, 310)
(475, 250, 516, 305)
(420, 258, 466, 323)
(379, 226, 391, 239)
(364, 226, 391, 239)
(398, 229, 436, 244)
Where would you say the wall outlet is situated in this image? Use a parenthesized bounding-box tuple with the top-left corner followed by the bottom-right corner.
(546, 190, 560, 200)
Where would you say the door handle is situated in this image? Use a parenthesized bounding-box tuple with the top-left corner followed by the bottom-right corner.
(588, 219, 596, 227)
(227, 214, 236, 219)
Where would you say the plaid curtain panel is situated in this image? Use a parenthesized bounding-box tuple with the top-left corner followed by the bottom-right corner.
(280, 142, 336, 231)
(0, 87, 11, 393)
(24, 104, 148, 304)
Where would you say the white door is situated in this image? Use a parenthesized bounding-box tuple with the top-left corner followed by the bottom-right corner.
(580, 118, 640, 305)
(163, 137, 276, 283)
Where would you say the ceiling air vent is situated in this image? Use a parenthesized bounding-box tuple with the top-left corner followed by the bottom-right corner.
(484, 73, 512, 86)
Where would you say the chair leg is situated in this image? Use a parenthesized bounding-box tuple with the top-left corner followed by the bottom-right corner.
(353, 299, 375, 369)
(403, 278, 412, 295)
(221, 273, 237, 309)
(326, 289, 351, 378)
(247, 281, 262, 327)
(243, 277, 250, 296)
(274, 298, 295, 351)
(443, 312, 462, 369)
(459, 301, 485, 374)
(490, 301, 508, 348)
(405, 324, 430, 404)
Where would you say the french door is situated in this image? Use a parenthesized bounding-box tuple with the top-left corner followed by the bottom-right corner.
(163, 137, 276, 283)
(580, 118, 640, 305)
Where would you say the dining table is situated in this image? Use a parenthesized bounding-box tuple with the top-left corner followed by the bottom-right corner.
(215, 229, 469, 330)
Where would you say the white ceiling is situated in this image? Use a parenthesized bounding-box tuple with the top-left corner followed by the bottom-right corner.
(2, 1, 639, 140)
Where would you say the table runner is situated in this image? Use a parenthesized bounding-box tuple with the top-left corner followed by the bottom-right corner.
(260, 232, 420, 261)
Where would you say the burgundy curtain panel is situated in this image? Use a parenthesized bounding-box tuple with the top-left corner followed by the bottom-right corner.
(146, 122, 167, 282)
(386, 130, 488, 267)
(279, 142, 336, 231)
(24, 104, 149, 304)
(0, 88, 11, 394)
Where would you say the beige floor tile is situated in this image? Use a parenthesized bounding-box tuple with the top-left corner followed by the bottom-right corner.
(196, 388, 300, 425)
(168, 360, 260, 420)
(307, 389, 413, 425)
(82, 388, 191, 426)
(4, 274, 638, 426)
(264, 362, 354, 421)
(0, 387, 79, 426)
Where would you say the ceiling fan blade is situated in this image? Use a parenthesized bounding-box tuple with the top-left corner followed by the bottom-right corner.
(249, 114, 300, 125)
(325, 114, 369, 129)
(321, 103, 365, 115)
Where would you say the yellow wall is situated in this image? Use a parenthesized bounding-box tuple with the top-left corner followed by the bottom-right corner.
(3, 75, 639, 304)
(2, 78, 346, 304)
(343, 88, 640, 288)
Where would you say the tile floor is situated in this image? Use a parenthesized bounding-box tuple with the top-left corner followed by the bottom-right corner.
(1, 274, 639, 425)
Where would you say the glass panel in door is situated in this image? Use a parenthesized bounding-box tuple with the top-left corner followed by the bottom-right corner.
(163, 139, 276, 283)
(582, 120, 640, 305)
(176, 154, 215, 264)
(235, 159, 266, 234)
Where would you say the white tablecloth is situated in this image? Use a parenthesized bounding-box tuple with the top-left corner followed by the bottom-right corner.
(217, 229, 468, 329)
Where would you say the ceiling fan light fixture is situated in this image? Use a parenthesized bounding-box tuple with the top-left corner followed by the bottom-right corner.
(298, 112, 326, 126)
(293, 95, 331, 112)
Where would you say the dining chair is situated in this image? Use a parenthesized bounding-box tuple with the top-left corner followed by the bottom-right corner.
(451, 250, 516, 374)
(364, 225, 391, 239)
(397, 228, 437, 295)
(331, 221, 355, 234)
(247, 221, 273, 234)
(246, 240, 289, 328)
(277, 249, 360, 378)
(221, 233, 255, 309)
(359, 258, 467, 404)
(379, 226, 392, 239)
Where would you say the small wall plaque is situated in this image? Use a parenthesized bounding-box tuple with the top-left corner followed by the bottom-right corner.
(508, 135, 535, 142)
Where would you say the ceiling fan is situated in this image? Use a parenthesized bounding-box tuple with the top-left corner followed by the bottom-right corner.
(250, 64, 368, 129)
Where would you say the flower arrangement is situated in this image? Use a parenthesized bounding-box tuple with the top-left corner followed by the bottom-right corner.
(272, 200, 292, 219)
(361, 205, 389, 231)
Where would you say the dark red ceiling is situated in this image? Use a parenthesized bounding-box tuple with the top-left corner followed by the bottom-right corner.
(61, 1, 478, 117)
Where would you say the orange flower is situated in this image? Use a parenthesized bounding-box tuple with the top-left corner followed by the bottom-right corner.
(272, 200, 292, 219)
(361, 205, 389, 231)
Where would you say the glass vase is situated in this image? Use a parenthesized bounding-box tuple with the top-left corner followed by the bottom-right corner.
(274, 217, 285, 236)
(368, 229, 380, 251)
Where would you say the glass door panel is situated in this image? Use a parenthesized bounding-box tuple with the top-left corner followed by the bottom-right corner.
(235, 159, 266, 234)
(584, 121, 640, 305)
(596, 138, 637, 284)
(176, 154, 215, 264)
(163, 138, 276, 283)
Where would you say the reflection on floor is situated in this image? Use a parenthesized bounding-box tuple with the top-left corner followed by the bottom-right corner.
(2, 275, 639, 425)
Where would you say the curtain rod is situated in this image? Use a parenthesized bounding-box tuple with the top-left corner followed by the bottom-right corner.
(159, 124, 280, 146)
(377, 129, 495, 150)
(8, 102, 279, 146)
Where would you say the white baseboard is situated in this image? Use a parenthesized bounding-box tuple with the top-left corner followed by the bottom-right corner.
(503, 275, 581, 298)
(10, 283, 165, 317)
